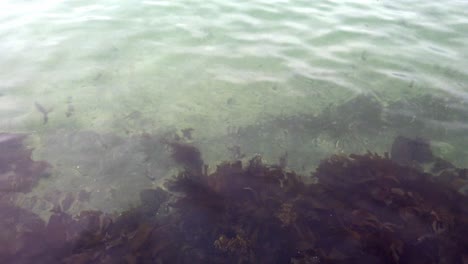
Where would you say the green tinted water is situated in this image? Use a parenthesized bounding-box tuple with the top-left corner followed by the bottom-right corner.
(1, 0, 466, 132)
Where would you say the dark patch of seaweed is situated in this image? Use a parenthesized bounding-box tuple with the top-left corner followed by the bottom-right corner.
(2, 134, 467, 263)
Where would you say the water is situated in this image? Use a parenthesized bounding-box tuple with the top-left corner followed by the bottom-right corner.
(1, 0, 468, 262)
(1, 0, 467, 131)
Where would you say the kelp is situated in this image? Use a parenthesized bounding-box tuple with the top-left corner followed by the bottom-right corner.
(1, 134, 468, 263)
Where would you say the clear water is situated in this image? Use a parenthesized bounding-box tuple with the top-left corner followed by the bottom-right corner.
(2, 0, 467, 131)
(1, 0, 467, 232)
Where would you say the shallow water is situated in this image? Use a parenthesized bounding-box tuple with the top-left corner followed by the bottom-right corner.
(1, 0, 468, 228)
(1, 0, 467, 131)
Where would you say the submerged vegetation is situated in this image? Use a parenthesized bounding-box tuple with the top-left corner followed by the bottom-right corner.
(221, 94, 468, 171)
(0, 133, 50, 194)
(1, 130, 467, 263)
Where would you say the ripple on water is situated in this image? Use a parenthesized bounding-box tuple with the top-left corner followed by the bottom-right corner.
(0, 0, 466, 136)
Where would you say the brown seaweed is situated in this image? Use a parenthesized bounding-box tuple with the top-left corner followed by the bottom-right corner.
(2, 134, 468, 263)
(0, 133, 50, 193)
(167, 142, 204, 175)
(0, 203, 47, 264)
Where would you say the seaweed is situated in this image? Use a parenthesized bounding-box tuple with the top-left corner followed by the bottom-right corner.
(0, 133, 50, 194)
(0, 203, 47, 264)
(2, 134, 468, 263)
(167, 141, 204, 175)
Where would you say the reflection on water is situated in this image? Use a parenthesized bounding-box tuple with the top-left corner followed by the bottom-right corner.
(1, 0, 468, 263)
